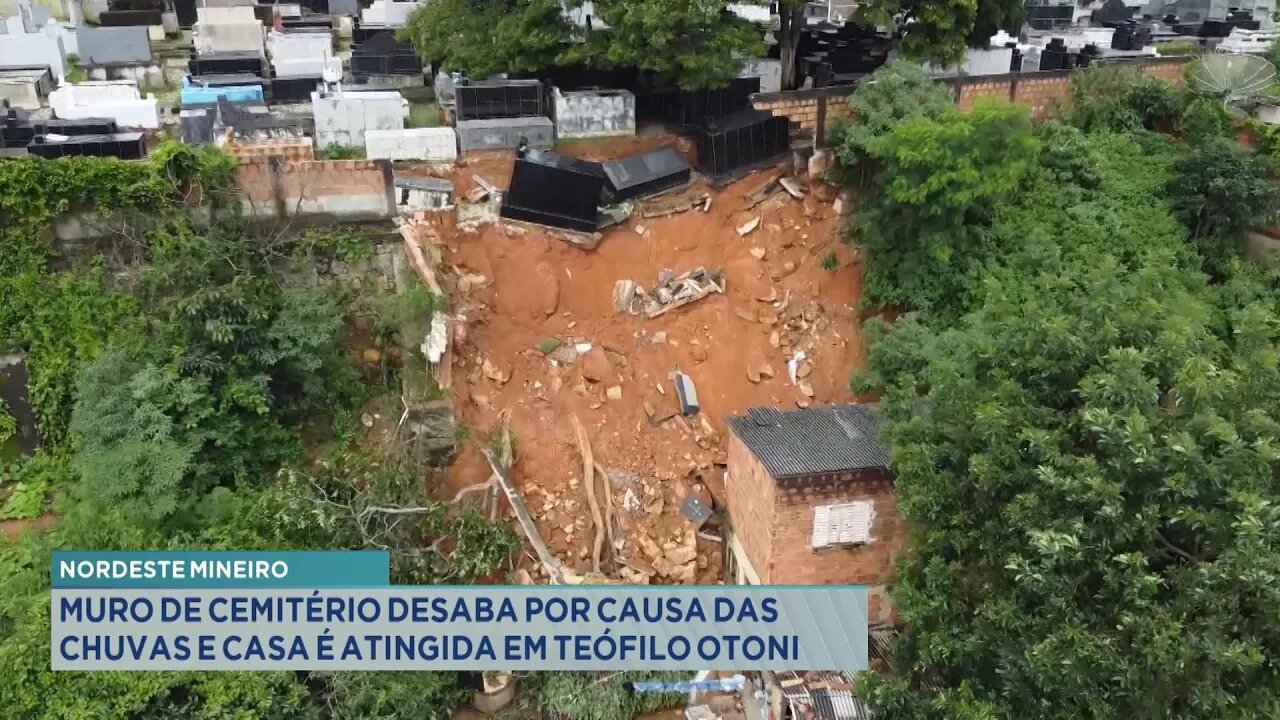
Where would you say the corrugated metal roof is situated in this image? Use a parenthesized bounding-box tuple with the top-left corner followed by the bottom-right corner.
(726, 404, 890, 479)
(813, 687, 871, 719)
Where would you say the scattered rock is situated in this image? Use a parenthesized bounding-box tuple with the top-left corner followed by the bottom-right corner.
(747, 365, 762, 384)
(769, 330, 781, 349)
(360, 413, 375, 428)
(639, 533, 663, 559)
(749, 247, 767, 260)
(580, 346, 612, 383)
(737, 217, 761, 236)
(796, 397, 812, 408)
(644, 495, 665, 516)
(651, 331, 667, 344)
(690, 345, 708, 363)
(796, 361, 813, 379)
(675, 562, 697, 583)
(606, 385, 623, 401)
(482, 358, 509, 384)
(734, 307, 758, 322)
(759, 364, 775, 379)
(779, 177, 806, 199)
(666, 543, 697, 566)
(798, 379, 815, 397)
(807, 150, 830, 182)
(635, 224, 647, 235)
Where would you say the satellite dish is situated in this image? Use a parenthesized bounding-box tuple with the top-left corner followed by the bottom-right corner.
(1189, 54, 1278, 106)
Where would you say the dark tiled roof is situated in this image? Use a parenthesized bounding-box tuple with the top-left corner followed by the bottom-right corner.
(727, 404, 890, 479)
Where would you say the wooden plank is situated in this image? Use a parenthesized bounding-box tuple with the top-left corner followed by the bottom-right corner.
(479, 446, 565, 585)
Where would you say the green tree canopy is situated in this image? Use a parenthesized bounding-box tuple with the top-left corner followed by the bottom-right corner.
(854, 101, 1038, 312)
(856, 0, 1022, 65)
(398, 0, 578, 79)
(859, 257, 1280, 719)
(578, 0, 763, 89)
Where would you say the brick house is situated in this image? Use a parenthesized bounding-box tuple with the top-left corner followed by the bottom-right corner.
(723, 404, 903, 624)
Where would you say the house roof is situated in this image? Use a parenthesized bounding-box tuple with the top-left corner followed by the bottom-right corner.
(726, 404, 890, 479)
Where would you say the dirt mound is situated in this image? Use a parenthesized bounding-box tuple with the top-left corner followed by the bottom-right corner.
(419, 139, 866, 584)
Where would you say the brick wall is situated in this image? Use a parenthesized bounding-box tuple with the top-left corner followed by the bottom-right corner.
(725, 433, 777, 584)
(725, 433, 904, 623)
(227, 137, 315, 162)
(770, 476, 902, 624)
(752, 56, 1193, 139)
(235, 156, 395, 220)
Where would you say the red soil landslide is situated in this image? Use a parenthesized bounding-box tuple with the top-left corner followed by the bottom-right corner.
(409, 138, 864, 585)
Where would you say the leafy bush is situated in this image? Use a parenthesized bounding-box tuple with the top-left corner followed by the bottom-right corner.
(855, 101, 1038, 311)
(833, 61, 956, 187)
(525, 672, 687, 720)
(1168, 137, 1280, 240)
(321, 143, 365, 160)
(1179, 96, 1231, 144)
(1066, 66, 1178, 133)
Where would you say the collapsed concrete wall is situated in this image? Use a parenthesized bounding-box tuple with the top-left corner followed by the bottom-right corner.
(552, 87, 635, 139)
(365, 127, 457, 162)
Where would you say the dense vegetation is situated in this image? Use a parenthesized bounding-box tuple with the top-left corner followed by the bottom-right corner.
(400, 0, 1021, 88)
(843, 62, 1280, 718)
(399, 0, 762, 89)
(0, 146, 519, 718)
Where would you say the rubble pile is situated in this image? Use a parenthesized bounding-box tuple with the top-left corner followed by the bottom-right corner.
(410, 134, 859, 586)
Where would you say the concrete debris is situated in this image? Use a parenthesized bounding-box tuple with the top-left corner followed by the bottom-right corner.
(456, 270, 489, 293)
(742, 167, 788, 208)
(647, 268, 725, 318)
(606, 385, 623, 401)
(482, 358, 509, 384)
(616, 267, 726, 319)
(758, 364, 775, 379)
(671, 371, 700, 416)
(788, 350, 807, 384)
(779, 177, 806, 200)
(623, 488, 641, 512)
(473, 174, 497, 197)
(423, 314, 448, 364)
(613, 279, 639, 314)
(798, 379, 815, 398)
(737, 217, 761, 236)
(750, 246, 766, 260)
(639, 190, 710, 219)
(580, 346, 612, 383)
(598, 203, 633, 228)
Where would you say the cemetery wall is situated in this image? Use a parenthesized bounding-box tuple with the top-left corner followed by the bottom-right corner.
(235, 156, 397, 220)
(752, 56, 1194, 142)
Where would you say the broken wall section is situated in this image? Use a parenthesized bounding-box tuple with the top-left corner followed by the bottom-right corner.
(235, 156, 396, 220)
